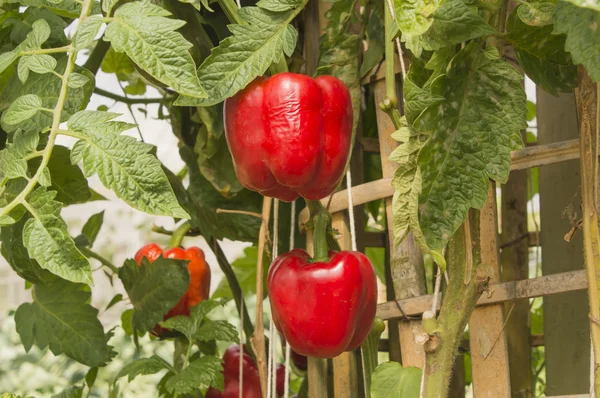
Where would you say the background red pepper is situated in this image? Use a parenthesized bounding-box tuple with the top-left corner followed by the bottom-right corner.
(135, 243, 211, 334)
(267, 249, 377, 358)
(224, 72, 353, 202)
(205, 345, 285, 398)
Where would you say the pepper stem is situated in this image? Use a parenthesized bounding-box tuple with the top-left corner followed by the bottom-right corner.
(306, 200, 332, 262)
(169, 221, 191, 249)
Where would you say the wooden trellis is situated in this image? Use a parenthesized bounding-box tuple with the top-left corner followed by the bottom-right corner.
(295, 62, 598, 397)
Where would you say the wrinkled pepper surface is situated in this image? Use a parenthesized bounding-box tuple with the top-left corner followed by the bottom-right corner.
(267, 249, 377, 358)
(224, 72, 353, 202)
(135, 243, 211, 335)
(206, 345, 285, 398)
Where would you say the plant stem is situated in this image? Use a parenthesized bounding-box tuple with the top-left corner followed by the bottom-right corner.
(208, 238, 255, 341)
(83, 40, 110, 75)
(20, 45, 72, 56)
(169, 221, 191, 248)
(250, 197, 273, 398)
(217, 0, 244, 24)
(306, 200, 331, 261)
(80, 247, 119, 274)
(93, 87, 164, 104)
(0, 0, 93, 219)
(384, 3, 397, 108)
(422, 211, 487, 398)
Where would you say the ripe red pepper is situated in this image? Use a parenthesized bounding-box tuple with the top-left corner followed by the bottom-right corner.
(224, 72, 353, 202)
(205, 345, 285, 398)
(135, 243, 211, 335)
(267, 249, 377, 358)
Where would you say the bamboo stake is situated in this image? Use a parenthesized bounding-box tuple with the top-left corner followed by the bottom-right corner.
(250, 197, 273, 398)
(575, 66, 600, 395)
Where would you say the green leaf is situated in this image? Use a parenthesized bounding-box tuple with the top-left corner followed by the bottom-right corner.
(51, 386, 83, 398)
(67, 111, 189, 218)
(507, 9, 577, 95)
(256, 0, 301, 12)
(370, 362, 422, 397)
(553, 0, 600, 82)
(121, 308, 135, 335)
(403, 62, 444, 124)
(175, 5, 303, 106)
(68, 73, 90, 88)
(14, 278, 109, 366)
(102, 0, 120, 16)
(160, 299, 227, 341)
(116, 355, 174, 382)
(360, 0, 385, 78)
(104, 1, 207, 98)
(212, 246, 264, 299)
(8, 8, 69, 48)
(165, 356, 224, 394)
(517, 1, 555, 26)
(0, 215, 57, 284)
(73, 15, 103, 51)
(562, 0, 600, 11)
(0, 215, 15, 226)
(181, 147, 262, 242)
(118, 257, 190, 333)
(21, 19, 51, 50)
(85, 367, 99, 390)
(177, 0, 213, 11)
(23, 188, 93, 284)
(0, 58, 95, 134)
(81, 210, 104, 246)
(416, 43, 526, 250)
(29, 145, 92, 205)
(195, 320, 239, 343)
(390, 121, 446, 269)
(0, 0, 89, 18)
(105, 293, 123, 311)
(1, 94, 43, 125)
(401, 0, 495, 56)
(18, 54, 58, 84)
(38, 167, 52, 186)
(394, 0, 441, 36)
(0, 52, 18, 75)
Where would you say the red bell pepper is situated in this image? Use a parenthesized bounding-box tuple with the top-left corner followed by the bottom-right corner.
(224, 72, 353, 202)
(267, 249, 377, 358)
(135, 243, 211, 335)
(205, 345, 285, 398)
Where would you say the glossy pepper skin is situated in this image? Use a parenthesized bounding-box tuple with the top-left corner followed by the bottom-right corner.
(205, 345, 285, 398)
(134, 243, 211, 334)
(267, 249, 377, 358)
(224, 72, 353, 202)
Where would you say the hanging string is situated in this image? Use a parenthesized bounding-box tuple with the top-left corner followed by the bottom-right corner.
(267, 199, 280, 398)
(346, 170, 358, 252)
(346, 170, 368, 396)
(383, 0, 407, 80)
(239, 290, 244, 398)
(283, 200, 295, 398)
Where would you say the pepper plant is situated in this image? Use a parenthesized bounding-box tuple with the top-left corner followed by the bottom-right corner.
(0, 0, 598, 394)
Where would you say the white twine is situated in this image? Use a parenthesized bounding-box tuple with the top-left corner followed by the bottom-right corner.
(346, 170, 358, 252)
(384, 0, 407, 80)
(239, 290, 244, 398)
(267, 199, 280, 398)
(283, 199, 295, 398)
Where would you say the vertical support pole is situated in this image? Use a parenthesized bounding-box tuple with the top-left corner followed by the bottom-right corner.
(538, 88, 590, 394)
(574, 66, 600, 395)
(305, 228, 330, 398)
(469, 183, 511, 397)
(501, 130, 532, 398)
(373, 76, 427, 367)
(331, 212, 360, 398)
